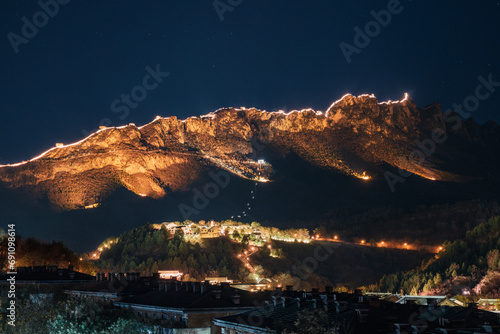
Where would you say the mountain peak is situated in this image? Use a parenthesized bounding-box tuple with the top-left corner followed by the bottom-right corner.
(0, 94, 497, 210)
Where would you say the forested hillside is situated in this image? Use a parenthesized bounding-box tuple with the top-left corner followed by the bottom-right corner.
(378, 215, 500, 298)
(0, 236, 95, 274)
(96, 225, 245, 280)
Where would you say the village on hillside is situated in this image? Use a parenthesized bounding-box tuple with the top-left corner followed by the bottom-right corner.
(90, 219, 443, 262)
(151, 220, 312, 246)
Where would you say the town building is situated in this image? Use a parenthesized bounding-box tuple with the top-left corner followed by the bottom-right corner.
(114, 281, 271, 334)
(199, 226, 221, 238)
(65, 272, 156, 301)
(159, 270, 183, 280)
(205, 277, 233, 285)
(214, 289, 500, 333)
(0, 265, 94, 285)
(478, 298, 500, 311)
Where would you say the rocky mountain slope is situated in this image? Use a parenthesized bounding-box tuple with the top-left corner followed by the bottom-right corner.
(0, 93, 499, 211)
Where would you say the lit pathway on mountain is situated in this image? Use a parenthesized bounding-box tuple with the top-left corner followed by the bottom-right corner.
(313, 237, 443, 253)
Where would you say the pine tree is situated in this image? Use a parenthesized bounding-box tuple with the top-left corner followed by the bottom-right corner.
(208, 253, 217, 267)
(152, 261, 159, 274)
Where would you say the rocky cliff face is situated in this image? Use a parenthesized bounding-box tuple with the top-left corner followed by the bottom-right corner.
(0, 93, 498, 210)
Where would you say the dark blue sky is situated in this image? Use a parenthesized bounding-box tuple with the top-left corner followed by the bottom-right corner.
(1, 1, 499, 163)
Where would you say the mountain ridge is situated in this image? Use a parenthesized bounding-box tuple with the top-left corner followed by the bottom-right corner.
(0, 93, 499, 211)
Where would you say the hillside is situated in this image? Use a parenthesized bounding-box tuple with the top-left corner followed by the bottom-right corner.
(0, 94, 499, 251)
(1, 94, 499, 211)
(91, 221, 434, 289)
(377, 215, 500, 298)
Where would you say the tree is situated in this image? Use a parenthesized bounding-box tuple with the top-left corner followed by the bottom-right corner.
(46, 298, 150, 334)
(2, 294, 151, 334)
(313, 226, 327, 238)
(3, 293, 58, 334)
(487, 249, 500, 270)
(433, 273, 442, 286)
(208, 253, 217, 267)
(251, 222, 261, 229)
(179, 242, 189, 258)
(152, 261, 159, 274)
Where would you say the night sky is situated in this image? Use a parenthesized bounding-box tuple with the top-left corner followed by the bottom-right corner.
(1, 1, 499, 164)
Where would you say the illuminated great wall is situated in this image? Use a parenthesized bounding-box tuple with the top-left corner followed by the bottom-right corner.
(0, 93, 477, 209)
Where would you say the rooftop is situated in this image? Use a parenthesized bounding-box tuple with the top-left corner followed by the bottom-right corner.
(0, 266, 94, 284)
(115, 282, 269, 310)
